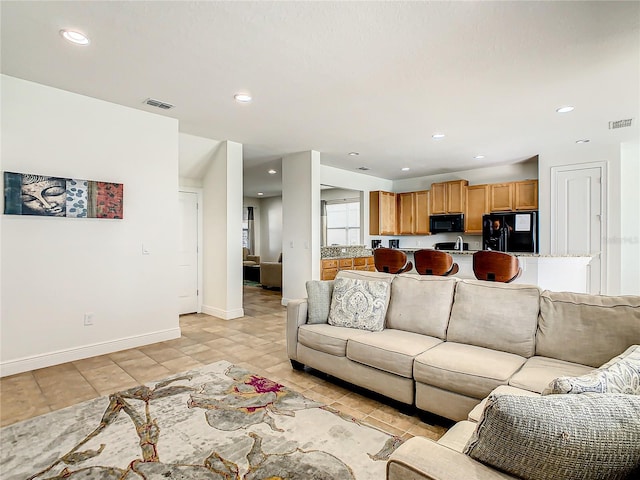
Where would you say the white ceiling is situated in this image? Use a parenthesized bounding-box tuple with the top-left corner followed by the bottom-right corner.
(2, 1, 638, 198)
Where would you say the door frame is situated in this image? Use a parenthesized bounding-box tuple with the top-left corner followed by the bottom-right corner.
(550, 161, 607, 294)
(179, 187, 203, 314)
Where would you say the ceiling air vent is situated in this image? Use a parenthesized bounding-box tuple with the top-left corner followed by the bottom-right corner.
(358, 166, 370, 171)
(144, 98, 175, 110)
(609, 118, 633, 129)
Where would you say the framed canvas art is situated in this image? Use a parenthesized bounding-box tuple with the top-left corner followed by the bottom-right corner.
(3, 172, 124, 219)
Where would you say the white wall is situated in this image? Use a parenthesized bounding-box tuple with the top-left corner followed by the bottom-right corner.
(619, 141, 639, 295)
(0, 75, 180, 376)
(202, 141, 244, 319)
(259, 196, 282, 262)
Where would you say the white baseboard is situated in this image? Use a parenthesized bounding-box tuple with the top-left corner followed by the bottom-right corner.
(202, 304, 244, 320)
(0, 327, 181, 378)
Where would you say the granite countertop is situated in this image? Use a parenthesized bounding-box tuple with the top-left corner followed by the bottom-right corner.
(321, 245, 373, 259)
(398, 248, 591, 258)
(323, 254, 374, 260)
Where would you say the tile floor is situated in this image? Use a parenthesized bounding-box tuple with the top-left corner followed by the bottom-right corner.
(0, 285, 451, 441)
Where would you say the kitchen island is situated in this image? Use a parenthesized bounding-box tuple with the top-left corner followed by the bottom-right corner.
(399, 248, 593, 294)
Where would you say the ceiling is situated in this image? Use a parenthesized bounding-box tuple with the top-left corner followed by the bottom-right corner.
(2, 1, 638, 198)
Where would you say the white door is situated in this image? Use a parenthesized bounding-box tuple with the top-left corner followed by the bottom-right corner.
(178, 191, 200, 314)
(552, 163, 605, 294)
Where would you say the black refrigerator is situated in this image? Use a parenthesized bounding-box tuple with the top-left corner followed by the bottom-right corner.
(482, 211, 538, 253)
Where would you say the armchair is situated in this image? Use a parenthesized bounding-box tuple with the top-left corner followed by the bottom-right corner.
(243, 247, 260, 266)
(260, 253, 282, 289)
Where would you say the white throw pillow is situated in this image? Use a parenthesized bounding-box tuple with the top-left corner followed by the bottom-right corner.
(544, 345, 640, 395)
(328, 277, 391, 332)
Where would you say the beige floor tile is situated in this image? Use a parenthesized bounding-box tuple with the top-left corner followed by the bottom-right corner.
(73, 355, 117, 372)
(80, 364, 138, 395)
(142, 347, 185, 363)
(125, 364, 174, 385)
(161, 356, 204, 374)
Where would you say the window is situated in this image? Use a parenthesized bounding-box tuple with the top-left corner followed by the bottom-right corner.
(326, 199, 360, 245)
(242, 207, 249, 248)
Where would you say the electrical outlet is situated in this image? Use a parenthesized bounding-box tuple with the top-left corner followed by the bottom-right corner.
(341, 248, 347, 253)
(84, 313, 94, 326)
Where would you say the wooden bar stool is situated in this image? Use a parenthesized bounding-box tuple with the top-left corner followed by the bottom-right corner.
(472, 250, 522, 283)
(373, 248, 413, 274)
(414, 249, 459, 276)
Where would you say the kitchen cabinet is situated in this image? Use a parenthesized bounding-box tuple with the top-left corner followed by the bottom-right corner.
(465, 184, 490, 233)
(369, 191, 397, 235)
(490, 180, 538, 212)
(397, 190, 430, 235)
(514, 180, 538, 210)
(321, 256, 375, 280)
(490, 183, 514, 212)
(431, 180, 468, 214)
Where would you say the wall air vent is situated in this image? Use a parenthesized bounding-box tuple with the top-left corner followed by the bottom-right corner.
(608, 118, 633, 129)
(144, 98, 175, 110)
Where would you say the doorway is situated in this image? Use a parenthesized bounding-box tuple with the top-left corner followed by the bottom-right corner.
(551, 162, 606, 294)
(178, 188, 203, 314)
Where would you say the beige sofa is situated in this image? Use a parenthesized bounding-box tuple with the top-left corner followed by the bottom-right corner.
(286, 270, 640, 479)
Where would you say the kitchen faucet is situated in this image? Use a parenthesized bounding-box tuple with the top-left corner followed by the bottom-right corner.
(455, 236, 464, 251)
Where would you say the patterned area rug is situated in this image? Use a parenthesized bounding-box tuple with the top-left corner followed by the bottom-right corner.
(0, 361, 402, 479)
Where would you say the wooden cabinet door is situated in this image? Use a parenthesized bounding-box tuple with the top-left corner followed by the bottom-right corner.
(447, 180, 468, 214)
(397, 192, 415, 235)
(369, 191, 397, 235)
(465, 185, 489, 233)
(321, 268, 338, 280)
(430, 183, 447, 214)
(490, 183, 514, 211)
(414, 190, 430, 234)
(515, 180, 538, 210)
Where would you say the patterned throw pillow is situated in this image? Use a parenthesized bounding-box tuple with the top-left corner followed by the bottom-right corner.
(327, 277, 391, 332)
(464, 393, 640, 480)
(544, 345, 640, 395)
(305, 280, 334, 324)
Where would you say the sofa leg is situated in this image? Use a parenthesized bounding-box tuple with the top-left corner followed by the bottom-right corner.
(290, 359, 305, 371)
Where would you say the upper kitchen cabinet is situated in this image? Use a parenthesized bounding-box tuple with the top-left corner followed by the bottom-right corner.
(514, 179, 538, 210)
(431, 180, 468, 214)
(370, 190, 397, 235)
(490, 182, 514, 211)
(490, 180, 538, 212)
(397, 190, 430, 235)
(465, 184, 490, 233)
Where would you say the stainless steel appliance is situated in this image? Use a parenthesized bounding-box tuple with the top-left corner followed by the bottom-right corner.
(482, 211, 538, 253)
(429, 214, 464, 233)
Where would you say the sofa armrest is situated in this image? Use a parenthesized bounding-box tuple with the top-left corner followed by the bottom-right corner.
(247, 254, 260, 264)
(387, 436, 516, 480)
(286, 299, 308, 361)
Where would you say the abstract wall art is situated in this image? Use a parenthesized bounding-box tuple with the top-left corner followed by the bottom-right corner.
(3, 172, 123, 219)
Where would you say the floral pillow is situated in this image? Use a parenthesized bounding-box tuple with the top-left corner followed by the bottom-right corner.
(328, 277, 391, 332)
(544, 345, 640, 395)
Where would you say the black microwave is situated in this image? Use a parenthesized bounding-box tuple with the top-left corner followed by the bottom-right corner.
(430, 214, 465, 233)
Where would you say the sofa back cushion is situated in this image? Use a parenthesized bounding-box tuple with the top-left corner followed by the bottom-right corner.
(385, 274, 456, 339)
(536, 290, 640, 368)
(447, 280, 540, 357)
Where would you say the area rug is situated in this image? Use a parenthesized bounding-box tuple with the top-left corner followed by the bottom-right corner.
(0, 361, 402, 479)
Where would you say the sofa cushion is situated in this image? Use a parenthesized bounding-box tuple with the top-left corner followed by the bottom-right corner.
(328, 277, 391, 332)
(436, 420, 477, 453)
(414, 342, 527, 399)
(536, 290, 640, 368)
(346, 329, 442, 378)
(544, 344, 640, 395)
(446, 280, 540, 358)
(305, 280, 334, 324)
(385, 274, 456, 339)
(464, 393, 640, 480)
(468, 385, 539, 422)
(509, 356, 593, 393)
(297, 324, 372, 357)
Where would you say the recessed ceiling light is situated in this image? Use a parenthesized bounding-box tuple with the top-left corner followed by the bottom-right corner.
(432, 133, 445, 139)
(474, 155, 485, 159)
(576, 139, 590, 144)
(257, 192, 264, 196)
(60, 29, 90, 45)
(268, 169, 277, 175)
(401, 167, 410, 171)
(234, 93, 252, 103)
(556, 106, 574, 113)
(349, 152, 359, 156)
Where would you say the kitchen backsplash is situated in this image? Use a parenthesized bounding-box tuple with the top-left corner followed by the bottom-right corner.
(321, 245, 372, 258)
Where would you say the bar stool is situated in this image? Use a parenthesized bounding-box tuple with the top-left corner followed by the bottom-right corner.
(472, 250, 522, 283)
(414, 249, 459, 276)
(373, 248, 413, 274)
